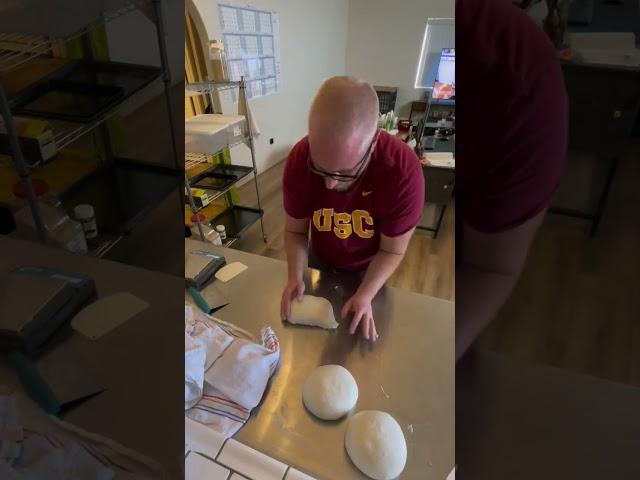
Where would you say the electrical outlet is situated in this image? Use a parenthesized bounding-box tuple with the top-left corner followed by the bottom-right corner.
(269, 138, 274, 145)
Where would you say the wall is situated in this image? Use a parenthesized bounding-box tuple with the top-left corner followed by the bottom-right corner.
(192, 0, 349, 174)
(105, 0, 184, 114)
(345, 0, 454, 118)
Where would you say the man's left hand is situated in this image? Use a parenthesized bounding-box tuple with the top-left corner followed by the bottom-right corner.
(341, 292, 378, 341)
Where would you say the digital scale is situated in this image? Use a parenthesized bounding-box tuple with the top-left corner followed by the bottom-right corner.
(0, 266, 96, 355)
(185, 250, 226, 289)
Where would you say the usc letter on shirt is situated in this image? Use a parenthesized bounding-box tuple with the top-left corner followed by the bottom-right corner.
(283, 131, 425, 272)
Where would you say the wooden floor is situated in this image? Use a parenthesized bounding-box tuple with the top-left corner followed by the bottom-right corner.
(478, 139, 640, 387)
(232, 160, 456, 301)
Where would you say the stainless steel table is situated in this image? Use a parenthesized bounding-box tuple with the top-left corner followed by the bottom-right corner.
(187, 239, 455, 480)
(0, 237, 184, 478)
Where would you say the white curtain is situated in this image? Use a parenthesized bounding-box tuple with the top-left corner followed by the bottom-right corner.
(416, 18, 455, 89)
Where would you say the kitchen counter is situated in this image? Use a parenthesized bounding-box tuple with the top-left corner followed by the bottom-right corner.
(186, 239, 455, 480)
(0, 236, 184, 478)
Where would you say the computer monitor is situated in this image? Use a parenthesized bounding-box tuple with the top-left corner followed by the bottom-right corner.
(432, 48, 455, 100)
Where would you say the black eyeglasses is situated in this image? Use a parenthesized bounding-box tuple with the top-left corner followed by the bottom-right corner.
(308, 132, 377, 182)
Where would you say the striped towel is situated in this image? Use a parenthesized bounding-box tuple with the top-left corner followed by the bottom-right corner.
(184, 305, 280, 438)
(0, 391, 168, 479)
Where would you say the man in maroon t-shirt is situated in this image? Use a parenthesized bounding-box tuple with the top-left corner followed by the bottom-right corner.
(455, 0, 567, 359)
(281, 76, 425, 341)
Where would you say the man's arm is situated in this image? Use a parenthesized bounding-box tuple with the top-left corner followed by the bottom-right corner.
(280, 214, 310, 320)
(456, 209, 546, 360)
(342, 228, 414, 340)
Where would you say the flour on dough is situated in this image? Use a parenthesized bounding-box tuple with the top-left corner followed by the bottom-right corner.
(302, 365, 358, 420)
(345, 410, 407, 480)
(288, 295, 338, 329)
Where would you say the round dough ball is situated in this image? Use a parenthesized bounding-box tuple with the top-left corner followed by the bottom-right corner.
(345, 410, 407, 480)
(302, 365, 358, 420)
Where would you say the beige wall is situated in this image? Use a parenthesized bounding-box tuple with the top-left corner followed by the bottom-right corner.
(192, 0, 349, 174)
(345, 0, 454, 118)
(106, 0, 184, 115)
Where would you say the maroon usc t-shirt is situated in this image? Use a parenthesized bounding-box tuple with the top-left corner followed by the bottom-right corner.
(283, 130, 425, 272)
(456, 0, 567, 235)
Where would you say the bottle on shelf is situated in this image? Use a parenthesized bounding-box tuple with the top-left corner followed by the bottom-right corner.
(215, 224, 227, 241)
(73, 204, 98, 249)
(11, 180, 88, 254)
(190, 214, 222, 245)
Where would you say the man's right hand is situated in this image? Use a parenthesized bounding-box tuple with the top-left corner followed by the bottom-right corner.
(281, 279, 305, 320)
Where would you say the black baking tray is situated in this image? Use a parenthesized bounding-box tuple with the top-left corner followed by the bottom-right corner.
(192, 172, 238, 191)
(10, 61, 162, 122)
(14, 80, 124, 121)
(191, 163, 254, 186)
(63, 61, 162, 94)
(210, 205, 263, 238)
(59, 158, 181, 235)
(208, 163, 254, 178)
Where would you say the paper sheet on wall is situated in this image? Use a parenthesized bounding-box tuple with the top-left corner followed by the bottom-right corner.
(218, 3, 281, 103)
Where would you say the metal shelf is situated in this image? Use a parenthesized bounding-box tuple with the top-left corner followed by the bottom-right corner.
(185, 81, 242, 95)
(185, 136, 250, 171)
(186, 165, 255, 210)
(6, 87, 158, 170)
(89, 234, 123, 258)
(185, 153, 210, 170)
(223, 236, 239, 248)
(209, 204, 263, 238)
(0, 1, 145, 75)
(4, 62, 163, 169)
(0, 0, 182, 251)
(59, 158, 182, 235)
(184, 78, 267, 245)
(48, 69, 162, 148)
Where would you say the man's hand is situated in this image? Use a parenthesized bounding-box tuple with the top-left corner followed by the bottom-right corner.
(342, 292, 378, 341)
(282, 215, 310, 320)
(340, 230, 414, 341)
(457, 210, 546, 360)
(281, 279, 305, 320)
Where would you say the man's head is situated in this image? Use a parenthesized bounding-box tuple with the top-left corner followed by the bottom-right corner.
(308, 76, 379, 191)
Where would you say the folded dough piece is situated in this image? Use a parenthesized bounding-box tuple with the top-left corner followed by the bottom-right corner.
(288, 295, 338, 330)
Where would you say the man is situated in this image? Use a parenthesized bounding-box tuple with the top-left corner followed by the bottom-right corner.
(280, 77, 425, 341)
(455, 0, 568, 360)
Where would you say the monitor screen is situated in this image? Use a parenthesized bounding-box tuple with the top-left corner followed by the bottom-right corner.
(432, 48, 455, 100)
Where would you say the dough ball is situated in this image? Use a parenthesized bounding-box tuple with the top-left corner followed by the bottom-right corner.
(302, 365, 358, 420)
(288, 295, 338, 329)
(345, 410, 407, 480)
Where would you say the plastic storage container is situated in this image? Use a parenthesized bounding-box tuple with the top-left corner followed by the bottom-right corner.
(12, 180, 88, 254)
(185, 114, 247, 154)
(190, 214, 222, 245)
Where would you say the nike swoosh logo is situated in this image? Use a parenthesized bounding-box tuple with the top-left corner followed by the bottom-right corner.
(362, 191, 373, 196)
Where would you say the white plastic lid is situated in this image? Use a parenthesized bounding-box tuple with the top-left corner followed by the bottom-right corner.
(215, 225, 226, 232)
(74, 204, 94, 220)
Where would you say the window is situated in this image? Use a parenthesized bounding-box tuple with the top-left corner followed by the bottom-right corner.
(414, 18, 455, 89)
(218, 3, 281, 101)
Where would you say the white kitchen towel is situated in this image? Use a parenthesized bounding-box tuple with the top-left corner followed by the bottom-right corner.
(185, 303, 280, 437)
(0, 392, 24, 465)
(203, 335, 279, 410)
(185, 305, 234, 410)
(237, 86, 261, 138)
(185, 333, 207, 410)
(0, 390, 168, 479)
